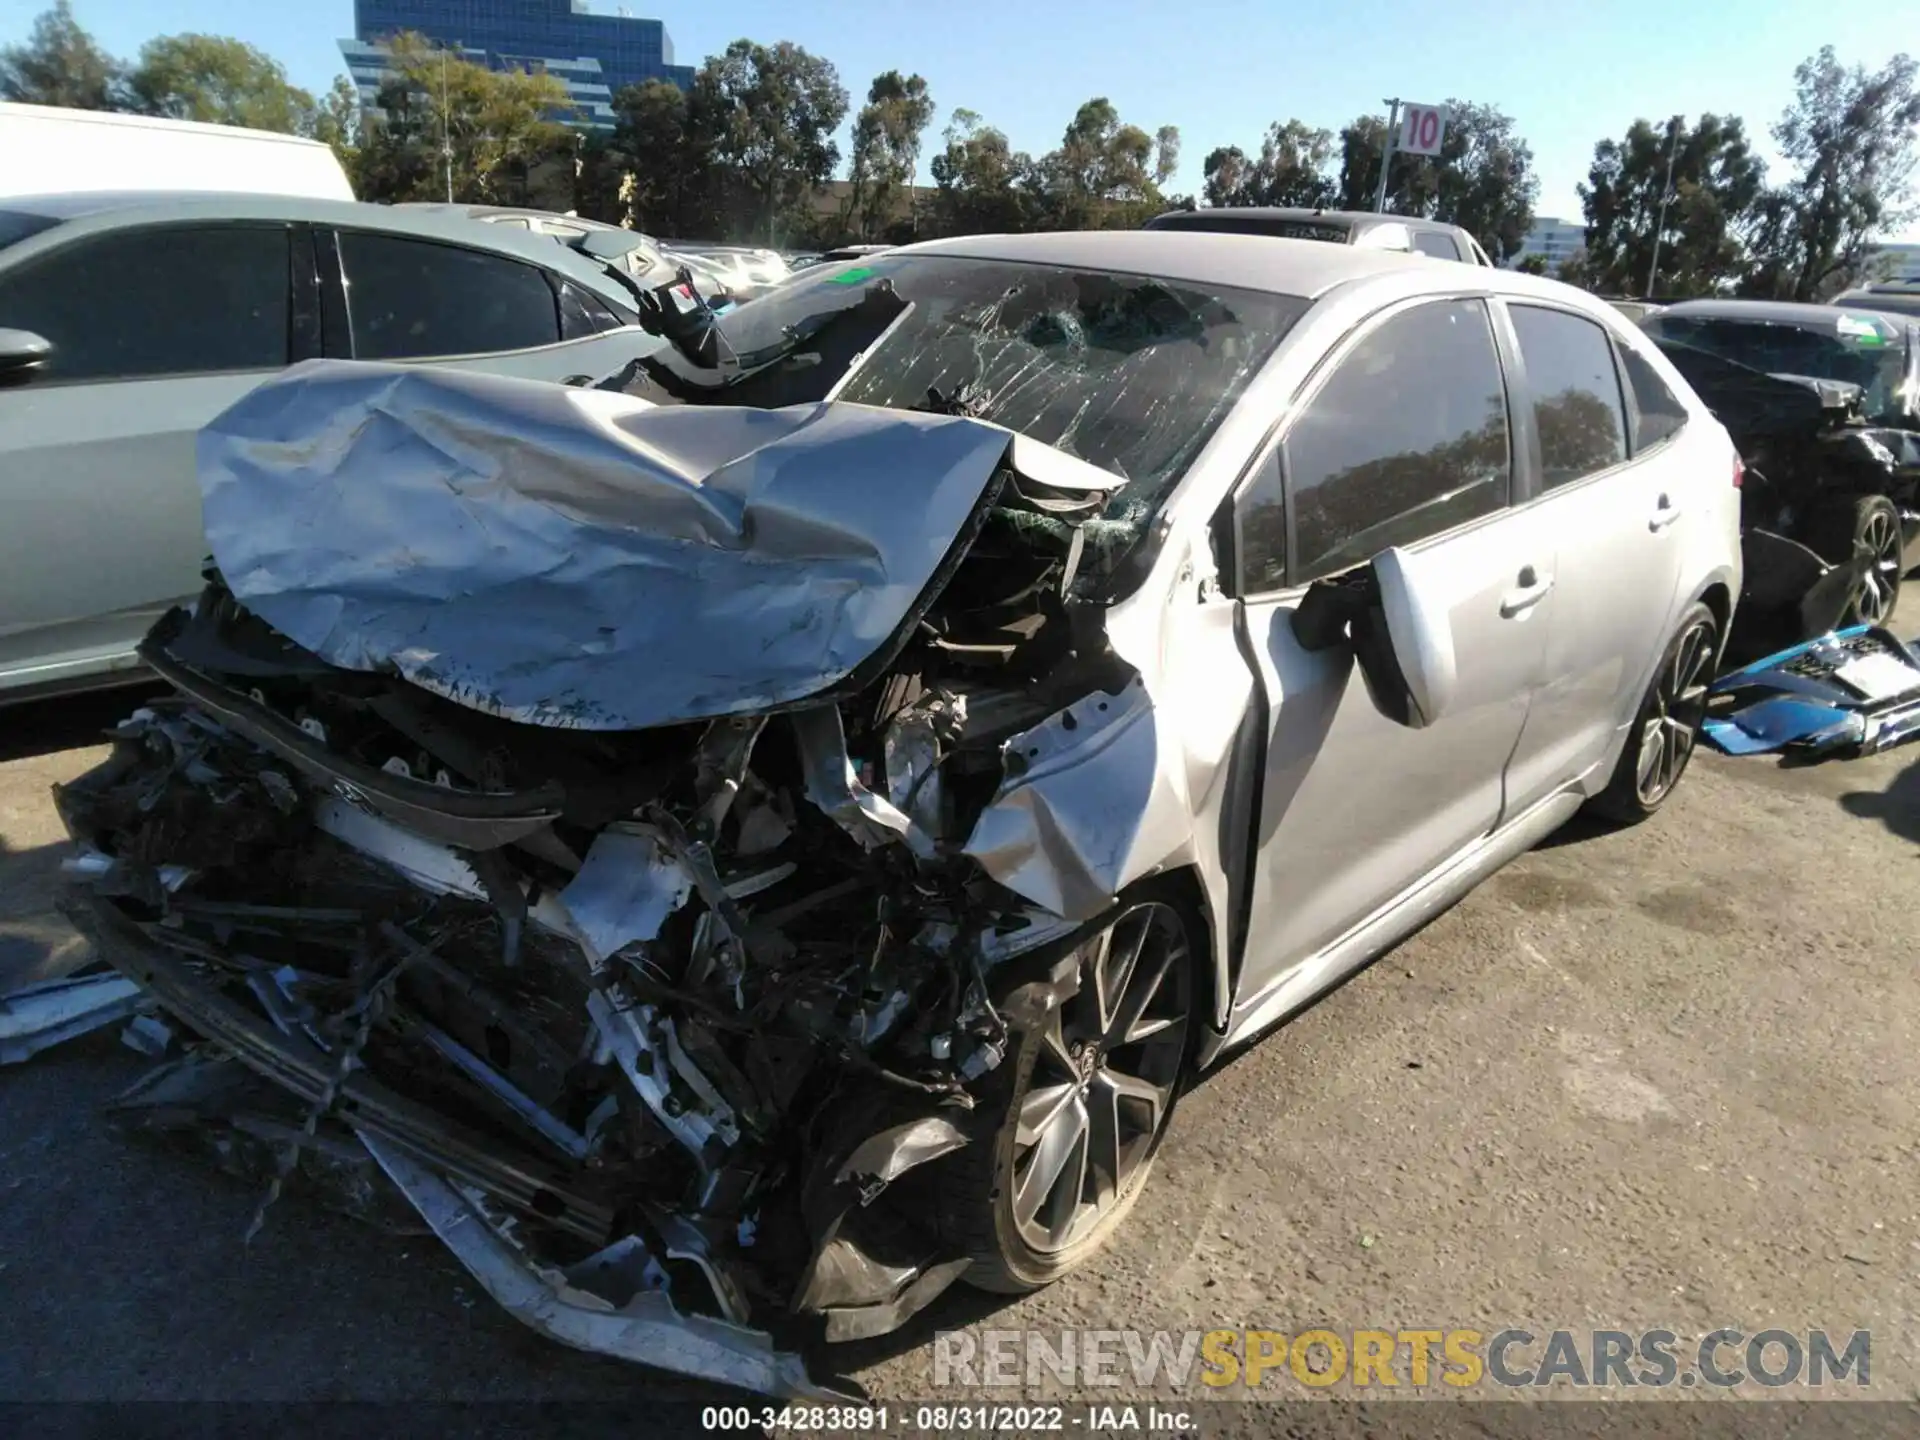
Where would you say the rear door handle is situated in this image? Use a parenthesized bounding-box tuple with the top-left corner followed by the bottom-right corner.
(1500, 564, 1554, 617)
(1649, 494, 1683, 531)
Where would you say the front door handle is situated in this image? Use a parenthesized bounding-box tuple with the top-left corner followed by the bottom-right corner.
(1500, 565, 1554, 617)
(1649, 494, 1683, 531)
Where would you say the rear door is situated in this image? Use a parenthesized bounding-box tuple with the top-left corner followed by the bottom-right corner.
(0, 221, 305, 692)
(1495, 301, 1689, 807)
(321, 227, 649, 381)
(1229, 296, 1556, 1020)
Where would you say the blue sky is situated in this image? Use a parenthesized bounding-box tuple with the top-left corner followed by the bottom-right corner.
(6, 0, 1916, 240)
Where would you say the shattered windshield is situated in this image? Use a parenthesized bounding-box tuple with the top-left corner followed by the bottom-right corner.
(1647, 313, 1913, 423)
(718, 253, 1308, 532)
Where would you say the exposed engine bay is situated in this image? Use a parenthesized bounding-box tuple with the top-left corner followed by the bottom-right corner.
(50, 330, 1209, 1395)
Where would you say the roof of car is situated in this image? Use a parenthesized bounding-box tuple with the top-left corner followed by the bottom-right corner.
(1147, 206, 1465, 234)
(398, 202, 626, 233)
(1656, 297, 1916, 330)
(0, 190, 639, 308)
(883, 228, 1508, 300)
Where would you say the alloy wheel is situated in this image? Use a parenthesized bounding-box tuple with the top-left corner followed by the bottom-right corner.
(1851, 507, 1902, 625)
(1009, 901, 1191, 1255)
(1635, 616, 1717, 806)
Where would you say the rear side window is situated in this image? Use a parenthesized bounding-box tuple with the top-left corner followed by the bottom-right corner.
(1412, 231, 1465, 261)
(0, 224, 289, 381)
(1618, 343, 1688, 451)
(338, 231, 561, 360)
(1282, 298, 1511, 583)
(1508, 305, 1628, 489)
(556, 278, 628, 339)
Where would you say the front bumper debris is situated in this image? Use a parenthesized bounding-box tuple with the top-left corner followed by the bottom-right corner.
(0, 969, 144, 1065)
(359, 1133, 844, 1400)
(1703, 624, 1920, 759)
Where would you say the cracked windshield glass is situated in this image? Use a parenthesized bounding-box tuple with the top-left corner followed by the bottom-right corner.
(720, 254, 1306, 539)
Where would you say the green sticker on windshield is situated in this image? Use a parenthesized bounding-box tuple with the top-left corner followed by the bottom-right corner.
(825, 266, 877, 285)
(1837, 312, 1893, 345)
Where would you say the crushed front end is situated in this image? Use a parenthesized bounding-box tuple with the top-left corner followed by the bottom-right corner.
(53, 359, 1173, 1396)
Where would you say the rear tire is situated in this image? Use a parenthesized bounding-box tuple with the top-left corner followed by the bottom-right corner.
(933, 893, 1197, 1294)
(1586, 602, 1719, 826)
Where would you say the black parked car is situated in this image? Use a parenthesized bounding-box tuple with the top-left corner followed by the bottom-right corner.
(1641, 299, 1920, 653)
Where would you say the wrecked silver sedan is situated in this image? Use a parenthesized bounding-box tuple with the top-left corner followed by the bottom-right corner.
(54, 233, 1742, 1395)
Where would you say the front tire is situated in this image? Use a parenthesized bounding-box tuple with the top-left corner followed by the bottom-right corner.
(1586, 601, 1719, 826)
(934, 895, 1196, 1294)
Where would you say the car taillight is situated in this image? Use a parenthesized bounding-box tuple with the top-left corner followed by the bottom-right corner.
(1731, 452, 1744, 488)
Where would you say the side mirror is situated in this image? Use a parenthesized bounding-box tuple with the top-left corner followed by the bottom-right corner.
(1290, 545, 1458, 728)
(1358, 545, 1458, 728)
(0, 328, 52, 383)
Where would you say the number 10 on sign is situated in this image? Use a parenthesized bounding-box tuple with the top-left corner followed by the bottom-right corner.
(1399, 103, 1448, 156)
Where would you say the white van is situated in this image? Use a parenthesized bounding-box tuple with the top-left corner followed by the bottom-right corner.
(0, 102, 354, 203)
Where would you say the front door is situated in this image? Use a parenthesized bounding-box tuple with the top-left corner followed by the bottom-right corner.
(1228, 297, 1553, 1024)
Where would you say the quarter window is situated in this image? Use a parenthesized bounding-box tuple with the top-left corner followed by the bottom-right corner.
(338, 231, 561, 360)
(0, 224, 289, 381)
(556, 278, 628, 339)
(1283, 299, 1511, 583)
(1618, 342, 1688, 451)
(1234, 449, 1288, 593)
(1509, 305, 1628, 488)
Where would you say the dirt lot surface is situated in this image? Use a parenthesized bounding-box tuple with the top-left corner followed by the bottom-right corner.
(1, 679, 1915, 1419)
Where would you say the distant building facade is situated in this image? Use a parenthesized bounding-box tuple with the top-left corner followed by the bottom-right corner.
(1508, 216, 1586, 275)
(340, 0, 696, 131)
(1868, 242, 1920, 284)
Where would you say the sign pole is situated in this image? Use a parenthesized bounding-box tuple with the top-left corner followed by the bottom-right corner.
(1373, 98, 1401, 214)
(1645, 114, 1682, 300)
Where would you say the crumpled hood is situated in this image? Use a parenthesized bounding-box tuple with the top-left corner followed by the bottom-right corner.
(1655, 340, 1865, 444)
(197, 359, 1023, 730)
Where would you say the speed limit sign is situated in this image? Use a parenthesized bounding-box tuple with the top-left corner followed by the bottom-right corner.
(1399, 103, 1449, 156)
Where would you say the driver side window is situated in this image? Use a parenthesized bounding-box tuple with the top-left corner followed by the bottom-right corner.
(1278, 298, 1512, 584)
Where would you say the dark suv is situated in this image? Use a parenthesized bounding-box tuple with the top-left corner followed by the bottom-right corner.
(1143, 206, 1495, 266)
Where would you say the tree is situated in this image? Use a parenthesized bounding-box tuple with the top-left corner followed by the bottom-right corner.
(127, 33, 316, 131)
(307, 74, 364, 165)
(928, 107, 1042, 235)
(1202, 119, 1336, 208)
(1039, 96, 1178, 228)
(0, 1, 121, 109)
(1515, 254, 1550, 276)
(701, 39, 848, 244)
(844, 70, 935, 239)
(1578, 113, 1767, 297)
(605, 77, 710, 234)
(1337, 101, 1539, 260)
(1742, 47, 1920, 300)
(352, 34, 575, 206)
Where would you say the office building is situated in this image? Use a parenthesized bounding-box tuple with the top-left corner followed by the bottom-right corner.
(340, 0, 696, 131)
(1509, 216, 1586, 276)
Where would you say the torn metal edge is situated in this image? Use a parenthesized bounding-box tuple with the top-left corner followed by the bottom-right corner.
(0, 971, 144, 1065)
(358, 1132, 851, 1401)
